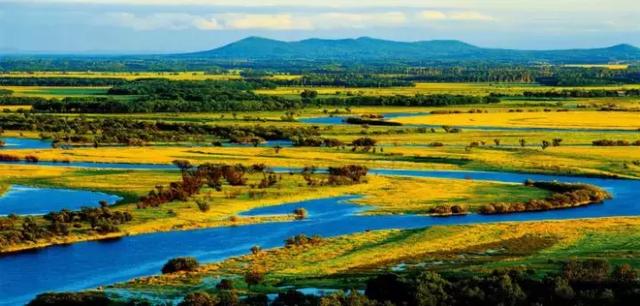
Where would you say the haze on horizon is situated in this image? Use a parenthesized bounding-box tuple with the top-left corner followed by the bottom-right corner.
(0, 0, 639, 54)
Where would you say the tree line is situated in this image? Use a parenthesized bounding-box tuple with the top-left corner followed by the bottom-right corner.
(272, 73, 414, 87)
(0, 204, 132, 249)
(402, 65, 640, 86)
(479, 181, 611, 215)
(0, 114, 319, 146)
(523, 89, 640, 98)
(0, 77, 128, 86)
(310, 94, 499, 107)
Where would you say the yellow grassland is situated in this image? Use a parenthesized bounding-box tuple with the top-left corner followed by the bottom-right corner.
(395, 111, 640, 130)
(123, 217, 640, 289)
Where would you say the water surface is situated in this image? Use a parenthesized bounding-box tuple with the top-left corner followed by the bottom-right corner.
(0, 137, 52, 150)
(0, 169, 638, 305)
(0, 185, 122, 216)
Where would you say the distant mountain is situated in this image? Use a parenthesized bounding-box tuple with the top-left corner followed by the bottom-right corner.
(180, 37, 640, 63)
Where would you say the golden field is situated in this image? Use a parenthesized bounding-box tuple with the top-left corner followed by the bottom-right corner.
(395, 110, 640, 130)
(119, 216, 640, 294)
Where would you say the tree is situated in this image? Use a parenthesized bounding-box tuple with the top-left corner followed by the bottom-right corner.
(216, 279, 235, 291)
(562, 259, 610, 282)
(542, 140, 550, 150)
(414, 271, 450, 306)
(519, 139, 526, 147)
(293, 208, 308, 220)
(612, 264, 638, 282)
(217, 290, 239, 306)
(27, 292, 111, 306)
(272, 289, 318, 306)
(300, 89, 318, 99)
(552, 138, 563, 147)
(173, 159, 193, 171)
(245, 268, 265, 287)
(195, 200, 210, 212)
(178, 292, 218, 306)
(250, 245, 262, 255)
(494, 139, 501, 146)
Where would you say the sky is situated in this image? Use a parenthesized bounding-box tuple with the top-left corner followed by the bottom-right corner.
(0, 0, 639, 53)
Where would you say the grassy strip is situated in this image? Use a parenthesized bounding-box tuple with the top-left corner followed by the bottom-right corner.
(113, 217, 640, 297)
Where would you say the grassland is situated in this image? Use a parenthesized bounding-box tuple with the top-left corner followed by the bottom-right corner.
(0, 162, 552, 253)
(1, 86, 111, 98)
(3, 77, 640, 302)
(256, 82, 640, 97)
(0, 71, 301, 81)
(2, 136, 638, 179)
(113, 216, 640, 298)
(563, 64, 629, 69)
(395, 110, 640, 130)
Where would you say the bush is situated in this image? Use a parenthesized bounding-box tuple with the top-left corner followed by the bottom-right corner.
(344, 117, 402, 126)
(24, 155, 40, 163)
(293, 208, 308, 220)
(0, 153, 20, 162)
(161, 257, 200, 274)
(351, 137, 377, 147)
(196, 200, 210, 212)
(327, 165, 368, 184)
(272, 289, 319, 306)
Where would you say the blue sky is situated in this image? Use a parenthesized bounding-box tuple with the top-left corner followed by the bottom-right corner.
(0, 0, 638, 53)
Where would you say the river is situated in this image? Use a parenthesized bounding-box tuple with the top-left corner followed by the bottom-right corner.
(0, 166, 637, 305)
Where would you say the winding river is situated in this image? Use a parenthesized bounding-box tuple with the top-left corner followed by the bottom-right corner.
(300, 113, 640, 133)
(0, 165, 638, 305)
(0, 137, 52, 150)
(0, 185, 121, 216)
(299, 112, 429, 125)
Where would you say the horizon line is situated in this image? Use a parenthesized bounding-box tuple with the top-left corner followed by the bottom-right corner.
(1, 36, 637, 56)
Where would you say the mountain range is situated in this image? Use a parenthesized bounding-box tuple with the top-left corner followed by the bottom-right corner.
(180, 37, 640, 63)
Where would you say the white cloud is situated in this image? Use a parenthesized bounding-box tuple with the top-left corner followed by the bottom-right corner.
(420, 10, 447, 20)
(419, 10, 495, 22)
(310, 12, 407, 29)
(449, 11, 494, 21)
(103, 11, 408, 31)
(104, 12, 221, 30)
(221, 14, 312, 30)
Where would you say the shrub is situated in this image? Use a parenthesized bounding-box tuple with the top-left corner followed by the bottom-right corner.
(285, 234, 323, 247)
(161, 257, 200, 274)
(24, 155, 39, 163)
(244, 269, 265, 286)
(0, 153, 20, 162)
(216, 279, 235, 290)
(195, 200, 210, 212)
(351, 137, 377, 147)
(293, 208, 308, 220)
(328, 165, 368, 184)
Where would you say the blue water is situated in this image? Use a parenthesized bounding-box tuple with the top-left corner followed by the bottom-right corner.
(0, 138, 52, 150)
(299, 113, 640, 133)
(223, 139, 293, 148)
(0, 168, 638, 305)
(0, 185, 122, 216)
(0, 160, 179, 170)
(299, 112, 429, 125)
(406, 123, 640, 134)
